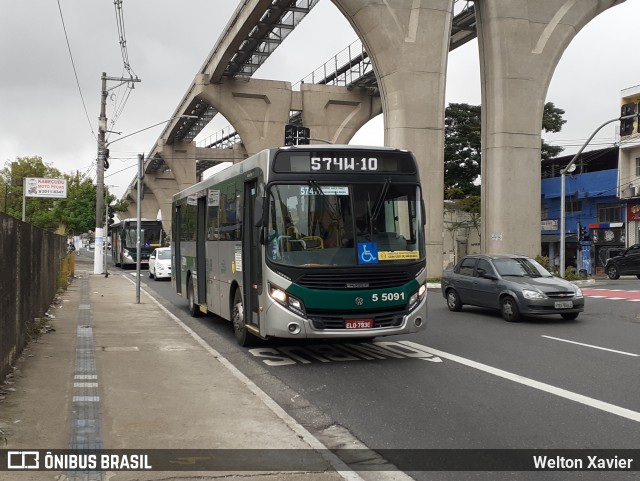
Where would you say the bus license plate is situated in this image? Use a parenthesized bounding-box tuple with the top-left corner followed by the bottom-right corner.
(554, 301, 573, 309)
(345, 319, 373, 329)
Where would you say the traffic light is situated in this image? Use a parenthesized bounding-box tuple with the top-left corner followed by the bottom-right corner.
(297, 126, 310, 145)
(107, 207, 115, 226)
(620, 102, 637, 137)
(579, 224, 588, 241)
(284, 124, 295, 146)
(284, 124, 310, 146)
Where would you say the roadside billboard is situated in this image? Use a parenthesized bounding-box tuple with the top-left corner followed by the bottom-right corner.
(24, 178, 67, 198)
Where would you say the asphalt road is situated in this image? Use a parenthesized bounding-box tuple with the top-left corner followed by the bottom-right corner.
(101, 252, 640, 481)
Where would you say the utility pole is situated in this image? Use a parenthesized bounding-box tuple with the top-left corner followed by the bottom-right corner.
(94, 72, 108, 274)
(94, 73, 141, 275)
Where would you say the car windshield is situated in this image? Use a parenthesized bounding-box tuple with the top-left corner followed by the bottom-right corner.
(157, 250, 171, 260)
(267, 182, 424, 267)
(493, 257, 552, 278)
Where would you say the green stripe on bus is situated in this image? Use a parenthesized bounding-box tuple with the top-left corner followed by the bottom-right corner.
(287, 280, 419, 311)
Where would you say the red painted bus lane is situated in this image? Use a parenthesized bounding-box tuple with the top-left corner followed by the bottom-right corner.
(582, 288, 640, 300)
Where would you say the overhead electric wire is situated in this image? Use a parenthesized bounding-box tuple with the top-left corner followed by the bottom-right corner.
(113, 0, 138, 80)
(106, 0, 139, 139)
(56, 0, 96, 141)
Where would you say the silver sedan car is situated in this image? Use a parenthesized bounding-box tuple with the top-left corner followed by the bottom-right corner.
(441, 254, 584, 322)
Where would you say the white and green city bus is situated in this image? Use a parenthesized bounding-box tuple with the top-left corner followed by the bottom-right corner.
(172, 145, 427, 346)
(110, 218, 165, 268)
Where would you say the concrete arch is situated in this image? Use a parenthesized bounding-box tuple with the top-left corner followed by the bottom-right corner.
(299, 83, 382, 144)
(194, 75, 293, 155)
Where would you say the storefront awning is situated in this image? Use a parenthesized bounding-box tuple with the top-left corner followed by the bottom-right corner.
(541, 234, 578, 243)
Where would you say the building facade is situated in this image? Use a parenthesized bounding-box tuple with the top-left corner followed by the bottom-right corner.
(541, 147, 623, 276)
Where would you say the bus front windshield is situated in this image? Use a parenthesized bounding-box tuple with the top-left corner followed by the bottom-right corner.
(267, 182, 424, 267)
(123, 225, 163, 249)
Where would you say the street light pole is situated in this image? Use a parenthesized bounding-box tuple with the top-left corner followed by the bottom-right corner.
(559, 115, 630, 277)
(136, 153, 143, 304)
(112, 115, 197, 303)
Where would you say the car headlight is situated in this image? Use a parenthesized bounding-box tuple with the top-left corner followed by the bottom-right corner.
(408, 283, 427, 311)
(522, 289, 547, 300)
(574, 287, 583, 298)
(269, 283, 306, 317)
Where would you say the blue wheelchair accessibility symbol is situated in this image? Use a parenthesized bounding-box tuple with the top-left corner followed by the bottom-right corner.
(358, 242, 378, 264)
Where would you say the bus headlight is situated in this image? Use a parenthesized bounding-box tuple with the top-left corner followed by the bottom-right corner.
(408, 283, 427, 311)
(269, 283, 306, 317)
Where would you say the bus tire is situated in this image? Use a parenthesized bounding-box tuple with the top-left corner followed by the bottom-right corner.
(232, 289, 257, 347)
(187, 277, 201, 317)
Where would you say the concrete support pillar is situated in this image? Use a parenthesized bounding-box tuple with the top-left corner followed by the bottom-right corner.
(124, 191, 136, 220)
(332, 0, 454, 277)
(297, 84, 382, 144)
(124, 186, 159, 221)
(157, 140, 197, 191)
(143, 173, 180, 236)
(476, 0, 623, 256)
(196, 76, 292, 155)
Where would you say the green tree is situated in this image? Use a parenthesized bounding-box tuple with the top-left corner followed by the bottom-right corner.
(0, 156, 62, 227)
(51, 172, 97, 235)
(444, 103, 481, 199)
(0, 157, 118, 235)
(444, 102, 566, 198)
(541, 101, 566, 161)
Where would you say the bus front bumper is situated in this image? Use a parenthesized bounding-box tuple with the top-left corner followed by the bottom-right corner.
(263, 296, 426, 340)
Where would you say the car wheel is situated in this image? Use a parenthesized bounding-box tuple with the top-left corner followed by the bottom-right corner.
(187, 277, 200, 317)
(501, 296, 520, 322)
(153, 269, 159, 281)
(606, 264, 620, 280)
(561, 312, 579, 320)
(232, 289, 257, 347)
(149, 267, 154, 279)
(446, 289, 462, 312)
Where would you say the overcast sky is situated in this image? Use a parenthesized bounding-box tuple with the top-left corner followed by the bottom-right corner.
(1, 0, 638, 199)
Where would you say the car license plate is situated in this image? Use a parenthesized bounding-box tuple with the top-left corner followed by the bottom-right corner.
(345, 319, 373, 329)
(554, 301, 573, 309)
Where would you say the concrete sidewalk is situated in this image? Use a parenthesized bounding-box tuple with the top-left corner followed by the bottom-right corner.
(0, 256, 349, 481)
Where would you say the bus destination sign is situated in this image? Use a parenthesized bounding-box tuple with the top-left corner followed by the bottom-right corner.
(274, 151, 416, 174)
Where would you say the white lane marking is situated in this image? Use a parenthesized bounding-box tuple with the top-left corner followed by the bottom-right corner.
(542, 335, 639, 357)
(125, 276, 371, 481)
(402, 342, 640, 423)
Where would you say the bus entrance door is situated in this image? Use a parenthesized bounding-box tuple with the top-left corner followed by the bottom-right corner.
(196, 196, 207, 306)
(243, 179, 261, 330)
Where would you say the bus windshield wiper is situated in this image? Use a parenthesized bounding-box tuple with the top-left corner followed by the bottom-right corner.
(371, 178, 391, 222)
(309, 180, 338, 220)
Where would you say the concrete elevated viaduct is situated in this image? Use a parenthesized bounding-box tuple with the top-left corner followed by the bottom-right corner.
(123, 0, 624, 277)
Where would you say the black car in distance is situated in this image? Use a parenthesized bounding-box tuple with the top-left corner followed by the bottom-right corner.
(604, 244, 640, 280)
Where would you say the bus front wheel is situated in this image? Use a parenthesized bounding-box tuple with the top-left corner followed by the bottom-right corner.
(232, 289, 256, 347)
(187, 278, 200, 317)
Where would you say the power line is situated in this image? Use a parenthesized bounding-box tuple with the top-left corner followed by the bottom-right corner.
(56, 0, 96, 141)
